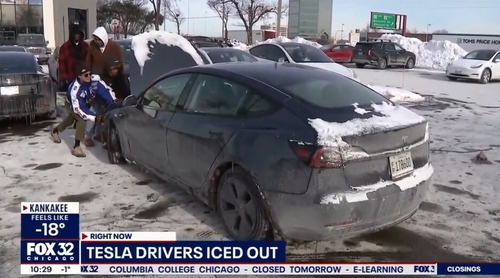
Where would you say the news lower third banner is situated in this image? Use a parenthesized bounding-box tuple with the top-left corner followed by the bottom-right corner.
(20, 202, 500, 275)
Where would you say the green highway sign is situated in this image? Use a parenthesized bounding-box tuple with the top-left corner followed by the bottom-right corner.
(370, 12, 396, 29)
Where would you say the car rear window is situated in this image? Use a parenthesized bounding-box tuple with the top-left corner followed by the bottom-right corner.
(280, 69, 389, 108)
(0, 55, 37, 74)
(206, 50, 258, 63)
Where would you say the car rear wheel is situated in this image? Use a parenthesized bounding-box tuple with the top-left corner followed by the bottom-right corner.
(107, 123, 126, 164)
(217, 167, 270, 240)
(378, 58, 387, 69)
(447, 76, 458, 81)
(479, 69, 491, 84)
(355, 63, 365, 68)
(405, 58, 415, 69)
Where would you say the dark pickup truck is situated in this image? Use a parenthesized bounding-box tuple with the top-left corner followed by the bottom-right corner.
(16, 34, 51, 65)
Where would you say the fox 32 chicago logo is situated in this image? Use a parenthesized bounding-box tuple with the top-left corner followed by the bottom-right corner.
(26, 242, 75, 262)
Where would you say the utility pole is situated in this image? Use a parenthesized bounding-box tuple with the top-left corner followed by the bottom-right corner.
(222, 0, 226, 38)
(276, 0, 282, 37)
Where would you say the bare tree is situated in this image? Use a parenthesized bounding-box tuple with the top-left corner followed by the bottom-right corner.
(164, 0, 185, 34)
(227, 0, 275, 44)
(148, 0, 163, 30)
(207, 0, 232, 39)
(110, 0, 146, 38)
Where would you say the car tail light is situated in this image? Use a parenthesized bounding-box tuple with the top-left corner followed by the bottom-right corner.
(310, 147, 343, 168)
(368, 49, 374, 56)
(289, 141, 343, 168)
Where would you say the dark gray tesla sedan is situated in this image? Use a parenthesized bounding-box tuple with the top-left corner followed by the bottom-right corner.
(104, 35, 433, 242)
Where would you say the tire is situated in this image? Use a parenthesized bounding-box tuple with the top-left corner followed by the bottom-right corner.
(355, 63, 365, 68)
(447, 76, 458, 81)
(479, 68, 491, 84)
(405, 58, 415, 69)
(107, 123, 126, 164)
(216, 166, 270, 240)
(378, 58, 387, 69)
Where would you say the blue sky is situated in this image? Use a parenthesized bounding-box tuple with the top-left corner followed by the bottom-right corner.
(161, 0, 500, 37)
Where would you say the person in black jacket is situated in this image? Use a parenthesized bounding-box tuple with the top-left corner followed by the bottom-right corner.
(104, 57, 131, 100)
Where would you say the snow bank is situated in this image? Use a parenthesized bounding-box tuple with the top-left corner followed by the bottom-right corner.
(379, 34, 467, 70)
(368, 84, 425, 103)
(309, 102, 425, 148)
(131, 31, 204, 73)
(227, 39, 248, 50)
(256, 36, 323, 48)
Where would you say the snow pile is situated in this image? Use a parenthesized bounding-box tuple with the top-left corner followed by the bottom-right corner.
(368, 84, 425, 103)
(131, 31, 204, 73)
(379, 34, 467, 70)
(257, 36, 322, 48)
(309, 102, 426, 148)
(227, 39, 248, 50)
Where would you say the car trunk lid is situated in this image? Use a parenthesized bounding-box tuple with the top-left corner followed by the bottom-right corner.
(353, 43, 377, 60)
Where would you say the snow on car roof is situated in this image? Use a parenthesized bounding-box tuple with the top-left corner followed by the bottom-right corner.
(131, 31, 204, 74)
(309, 102, 426, 147)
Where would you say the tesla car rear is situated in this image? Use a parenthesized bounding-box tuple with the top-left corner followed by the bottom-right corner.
(234, 63, 433, 241)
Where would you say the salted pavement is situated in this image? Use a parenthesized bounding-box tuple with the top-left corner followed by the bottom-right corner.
(1, 69, 500, 277)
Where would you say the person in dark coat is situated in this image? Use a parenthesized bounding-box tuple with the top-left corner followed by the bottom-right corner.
(58, 27, 89, 90)
(104, 57, 131, 100)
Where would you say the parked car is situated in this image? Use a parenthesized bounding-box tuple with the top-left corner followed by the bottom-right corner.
(351, 39, 416, 69)
(104, 34, 432, 242)
(446, 49, 500, 84)
(0, 46, 27, 52)
(320, 44, 354, 63)
(248, 42, 358, 80)
(15, 34, 50, 65)
(0, 52, 56, 120)
(49, 39, 132, 91)
(185, 36, 222, 48)
(198, 47, 262, 64)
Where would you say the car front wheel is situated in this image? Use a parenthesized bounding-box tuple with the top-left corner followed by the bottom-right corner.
(217, 167, 270, 240)
(479, 68, 491, 84)
(405, 58, 415, 69)
(107, 123, 126, 164)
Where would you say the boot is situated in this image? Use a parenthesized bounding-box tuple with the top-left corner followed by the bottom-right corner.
(50, 131, 61, 143)
(71, 146, 86, 157)
(84, 138, 95, 147)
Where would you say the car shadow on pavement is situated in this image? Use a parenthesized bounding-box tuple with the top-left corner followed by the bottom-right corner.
(58, 128, 231, 241)
(418, 72, 500, 83)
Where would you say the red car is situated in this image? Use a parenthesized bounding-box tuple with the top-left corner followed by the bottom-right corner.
(320, 44, 354, 63)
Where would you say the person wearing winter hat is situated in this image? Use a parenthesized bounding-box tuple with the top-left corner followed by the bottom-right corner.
(50, 62, 116, 157)
(85, 27, 123, 77)
(104, 57, 131, 100)
(58, 26, 89, 91)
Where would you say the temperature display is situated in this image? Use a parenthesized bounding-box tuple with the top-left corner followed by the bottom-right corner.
(37, 223, 66, 236)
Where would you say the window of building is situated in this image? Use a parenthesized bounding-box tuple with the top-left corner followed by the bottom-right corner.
(1, 5, 16, 25)
(15, 0, 28, 4)
(0, 0, 15, 4)
(29, 0, 41, 5)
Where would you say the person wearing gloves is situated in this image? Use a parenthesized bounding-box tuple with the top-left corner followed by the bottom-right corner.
(58, 27, 89, 91)
(50, 63, 116, 158)
(85, 26, 123, 76)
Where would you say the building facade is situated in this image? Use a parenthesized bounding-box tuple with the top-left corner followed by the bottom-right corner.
(0, 0, 96, 47)
(288, 0, 333, 39)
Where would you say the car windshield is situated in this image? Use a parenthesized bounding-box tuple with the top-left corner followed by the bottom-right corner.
(275, 65, 389, 108)
(0, 55, 37, 74)
(282, 44, 332, 63)
(463, 50, 497, 61)
(0, 47, 25, 52)
(16, 35, 45, 46)
(205, 50, 258, 63)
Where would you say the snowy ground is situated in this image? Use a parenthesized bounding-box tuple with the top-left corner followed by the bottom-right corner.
(1, 70, 500, 277)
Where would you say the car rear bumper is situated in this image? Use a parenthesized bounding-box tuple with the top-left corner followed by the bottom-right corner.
(351, 58, 378, 65)
(265, 163, 433, 241)
(445, 67, 482, 80)
(0, 95, 53, 119)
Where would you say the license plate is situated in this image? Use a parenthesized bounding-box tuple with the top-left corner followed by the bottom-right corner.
(0, 86, 19, 96)
(389, 152, 414, 179)
(455, 70, 462, 74)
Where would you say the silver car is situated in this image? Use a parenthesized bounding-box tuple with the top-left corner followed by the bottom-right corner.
(16, 34, 50, 65)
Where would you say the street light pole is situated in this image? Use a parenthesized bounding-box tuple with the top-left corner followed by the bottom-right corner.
(276, 0, 282, 37)
(340, 23, 344, 40)
(426, 23, 431, 42)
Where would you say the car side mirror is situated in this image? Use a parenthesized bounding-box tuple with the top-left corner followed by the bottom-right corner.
(123, 95, 137, 106)
(278, 57, 288, 63)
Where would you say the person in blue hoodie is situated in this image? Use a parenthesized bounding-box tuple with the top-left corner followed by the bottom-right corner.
(50, 63, 115, 157)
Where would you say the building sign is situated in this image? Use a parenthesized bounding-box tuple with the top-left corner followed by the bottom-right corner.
(456, 38, 500, 45)
(370, 12, 396, 29)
